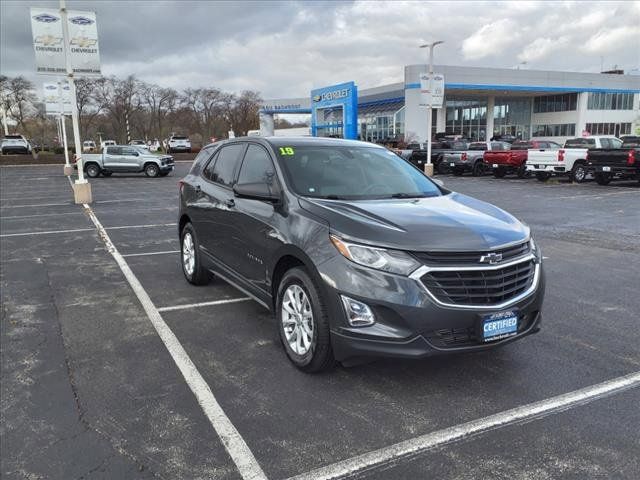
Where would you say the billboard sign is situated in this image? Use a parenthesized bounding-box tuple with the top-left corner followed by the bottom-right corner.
(43, 82, 72, 115)
(419, 73, 445, 108)
(310, 81, 358, 139)
(30, 8, 101, 76)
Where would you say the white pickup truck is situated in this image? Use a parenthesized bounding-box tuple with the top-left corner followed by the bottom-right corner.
(526, 136, 623, 183)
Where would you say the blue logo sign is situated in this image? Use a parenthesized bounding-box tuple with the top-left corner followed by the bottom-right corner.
(69, 16, 94, 25)
(33, 13, 59, 23)
(310, 82, 358, 140)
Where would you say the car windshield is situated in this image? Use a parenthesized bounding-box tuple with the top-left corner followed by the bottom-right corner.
(131, 146, 149, 154)
(275, 145, 442, 200)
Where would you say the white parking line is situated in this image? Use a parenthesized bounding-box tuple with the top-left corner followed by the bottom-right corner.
(122, 250, 180, 258)
(0, 223, 177, 238)
(158, 297, 252, 312)
(287, 371, 640, 480)
(1, 211, 84, 220)
(81, 203, 267, 480)
(0, 201, 71, 208)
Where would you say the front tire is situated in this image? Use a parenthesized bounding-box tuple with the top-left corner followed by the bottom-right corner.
(145, 163, 159, 177)
(472, 161, 484, 177)
(277, 267, 335, 373)
(180, 223, 211, 285)
(595, 172, 612, 185)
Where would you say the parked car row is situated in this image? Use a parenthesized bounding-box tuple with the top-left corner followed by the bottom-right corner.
(404, 135, 639, 185)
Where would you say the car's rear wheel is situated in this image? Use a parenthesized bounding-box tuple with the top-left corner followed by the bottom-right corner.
(571, 162, 587, 183)
(493, 168, 506, 178)
(85, 163, 100, 178)
(277, 267, 334, 373)
(472, 161, 484, 177)
(145, 163, 159, 177)
(180, 223, 210, 285)
(595, 172, 612, 185)
(535, 172, 551, 182)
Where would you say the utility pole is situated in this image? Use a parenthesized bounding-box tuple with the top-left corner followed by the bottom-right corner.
(58, 81, 70, 170)
(60, 0, 92, 203)
(419, 40, 444, 177)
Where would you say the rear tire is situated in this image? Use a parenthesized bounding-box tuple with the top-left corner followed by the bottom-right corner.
(472, 161, 484, 177)
(571, 162, 587, 183)
(493, 168, 506, 178)
(277, 267, 335, 373)
(144, 163, 159, 177)
(595, 172, 612, 185)
(180, 223, 211, 285)
(535, 172, 551, 182)
(85, 163, 101, 178)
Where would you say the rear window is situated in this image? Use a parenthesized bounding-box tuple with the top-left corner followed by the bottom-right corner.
(469, 142, 487, 151)
(565, 138, 595, 147)
(490, 142, 510, 150)
(451, 141, 468, 150)
(622, 136, 640, 147)
(511, 141, 533, 150)
(172, 135, 188, 140)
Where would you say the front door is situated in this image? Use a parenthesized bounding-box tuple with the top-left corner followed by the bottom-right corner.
(119, 146, 143, 171)
(102, 146, 125, 171)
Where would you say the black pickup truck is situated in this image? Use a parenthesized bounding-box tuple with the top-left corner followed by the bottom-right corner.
(587, 136, 640, 185)
(405, 140, 469, 173)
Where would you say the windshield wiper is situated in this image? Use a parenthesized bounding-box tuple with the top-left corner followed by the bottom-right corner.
(389, 193, 429, 198)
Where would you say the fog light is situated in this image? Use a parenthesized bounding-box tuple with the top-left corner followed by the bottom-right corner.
(341, 295, 375, 327)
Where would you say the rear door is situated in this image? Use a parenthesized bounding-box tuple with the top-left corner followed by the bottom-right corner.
(196, 142, 247, 269)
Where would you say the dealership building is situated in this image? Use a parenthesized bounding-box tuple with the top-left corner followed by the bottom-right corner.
(259, 65, 640, 144)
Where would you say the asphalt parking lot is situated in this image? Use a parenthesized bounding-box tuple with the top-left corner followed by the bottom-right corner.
(2, 163, 639, 479)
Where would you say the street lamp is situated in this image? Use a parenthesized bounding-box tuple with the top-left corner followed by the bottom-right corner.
(419, 41, 444, 175)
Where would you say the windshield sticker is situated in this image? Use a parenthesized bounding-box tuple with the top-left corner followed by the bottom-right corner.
(279, 147, 295, 156)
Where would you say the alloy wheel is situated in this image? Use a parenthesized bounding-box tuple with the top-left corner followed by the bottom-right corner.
(281, 284, 314, 356)
(182, 232, 195, 276)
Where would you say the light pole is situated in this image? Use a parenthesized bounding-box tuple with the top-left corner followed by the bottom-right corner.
(419, 40, 443, 176)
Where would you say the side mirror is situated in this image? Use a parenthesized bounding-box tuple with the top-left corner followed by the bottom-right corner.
(233, 182, 280, 202)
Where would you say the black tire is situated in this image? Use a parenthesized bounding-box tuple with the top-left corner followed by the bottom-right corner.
(535, 172, 551, 182)
(180, 223, 211, 285)
(493, 168, 506, 178)
(437, 161, 450, 175)
(102, 171, 112, 177)
(85, 163, 101, 178)
(595, 172, 612, 185)
(516, 165, 530, 179)
(571, 162, 587, 183)
(276, 267, 335, 373)
(144, 163, 160, 177)
(472, 161, 484, 177)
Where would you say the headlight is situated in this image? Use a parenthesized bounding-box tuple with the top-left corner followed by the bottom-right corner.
(330, 235, 420, 275)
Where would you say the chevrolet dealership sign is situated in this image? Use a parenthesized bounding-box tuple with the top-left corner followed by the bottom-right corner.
(30, 8, 101, 76)
(43, 82, 72, 115)
(419, 73, 445, 108)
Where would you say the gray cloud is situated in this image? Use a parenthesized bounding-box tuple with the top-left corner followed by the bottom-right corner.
(2, 0, 639, 100)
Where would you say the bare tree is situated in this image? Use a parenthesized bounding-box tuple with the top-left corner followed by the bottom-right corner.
(225, 90, 262, 137)
(1, 76, 37, 136)
(95, 75, 142, 143)
(75, 77, 105, 139)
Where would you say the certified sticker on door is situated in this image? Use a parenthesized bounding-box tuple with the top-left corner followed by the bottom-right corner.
(481, 310, 518, 342)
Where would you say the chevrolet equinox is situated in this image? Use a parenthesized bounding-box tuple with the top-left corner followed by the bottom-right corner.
(178, 137, 545, 372)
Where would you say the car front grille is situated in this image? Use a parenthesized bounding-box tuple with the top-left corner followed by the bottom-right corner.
(412, 241, 530, 266)
(420, 259, 536, 306)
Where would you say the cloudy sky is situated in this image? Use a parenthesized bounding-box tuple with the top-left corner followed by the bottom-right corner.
(2, 0, 639, 100)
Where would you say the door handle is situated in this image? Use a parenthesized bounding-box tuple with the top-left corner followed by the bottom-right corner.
(225, 198, 235, 208)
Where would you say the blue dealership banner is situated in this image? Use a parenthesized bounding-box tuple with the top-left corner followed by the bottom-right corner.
(311, 81, 358, 140)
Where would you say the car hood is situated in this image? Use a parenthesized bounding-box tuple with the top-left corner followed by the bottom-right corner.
(298, 192, 529, 251)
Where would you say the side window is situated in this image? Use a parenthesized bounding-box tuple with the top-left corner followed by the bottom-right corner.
(237, 145, 277, 185)
(121, 147, 137, 156)
(206, 143, 245, 187)
(106, 146, 121, 155)
(191, 147, 214, 176)
(599, 138, 611, 149)
(609, 138, 623, 149)
(202, 151, 219, 181)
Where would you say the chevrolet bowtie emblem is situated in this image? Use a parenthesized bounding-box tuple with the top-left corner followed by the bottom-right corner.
(35, 34, 62, 46)
(70, 36, 97, 48)
(479, 252, 503, 264)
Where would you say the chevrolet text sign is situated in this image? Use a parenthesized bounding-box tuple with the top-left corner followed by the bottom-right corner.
(419, 73, 445, 109)
(313, 88, 350, 103)
(30, 8, 101, 76)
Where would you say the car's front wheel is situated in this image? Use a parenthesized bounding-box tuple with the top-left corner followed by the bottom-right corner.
(180, 223, 210, 285)
(277, 267, 334, 373)
(472, 161, 484, 177)
(571, 162, 587, 183)
(145, 163, 159, 177)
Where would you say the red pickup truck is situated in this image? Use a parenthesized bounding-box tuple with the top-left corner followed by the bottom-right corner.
(484, 140, 560, 178)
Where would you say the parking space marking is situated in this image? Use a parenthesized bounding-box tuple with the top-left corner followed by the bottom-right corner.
(1, 211, 84, 220)
(0, 223, 177, 238)
(158, 297, 252, 312)
(121, 250, 180, 258)
(0, 201, 71, 208)
(287, 371, 640, 480)
(81, 203, 267, 480)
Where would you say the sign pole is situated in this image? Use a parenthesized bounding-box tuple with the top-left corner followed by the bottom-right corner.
(1, 104, 8, 136)
(59, 0, 91, 202)
(58, 80, 72, 173)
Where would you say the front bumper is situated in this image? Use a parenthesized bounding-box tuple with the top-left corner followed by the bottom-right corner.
(170, 145, 190, 151)
(319, 255, 545, 362)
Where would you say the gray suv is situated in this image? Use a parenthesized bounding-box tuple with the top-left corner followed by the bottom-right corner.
(178, 137, 545, 372)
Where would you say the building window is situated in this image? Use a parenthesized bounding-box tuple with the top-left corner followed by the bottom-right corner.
(493, 97, 532, 140)
(532, 124, 576, 137)
(584, 123, 632, 135)
(587, 92, 634, 110)
(445, 97, 488, 140)
(533, 93, 578, 113)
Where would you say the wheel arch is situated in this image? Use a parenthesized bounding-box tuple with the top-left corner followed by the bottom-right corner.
(269, 246, 325, 311)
